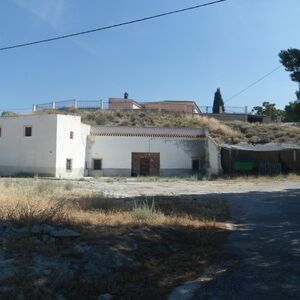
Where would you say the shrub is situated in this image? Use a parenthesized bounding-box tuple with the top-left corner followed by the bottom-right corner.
(64, 182, 74, 191)
(36, 181, 55, 194)
(132, 199, 162, 222)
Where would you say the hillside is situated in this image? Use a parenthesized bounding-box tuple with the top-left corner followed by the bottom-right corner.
(37, 109, 300, 145)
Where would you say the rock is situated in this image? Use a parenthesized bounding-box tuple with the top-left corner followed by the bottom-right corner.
(97, 293, 113, 300)
(151, 244, 170, 255)
(0, 258, 16, 281)
(74, 243, 91, 254)
(116, 237, 138, 251)
(168, 281, 202, 300)
(32, 254, 76, 284)
(83, 242, 135, 280)
(31, 224, 56, 234)
(49, 228, 80, 238)
(41, 235, 55, 244)
(56, 294, 66, 300)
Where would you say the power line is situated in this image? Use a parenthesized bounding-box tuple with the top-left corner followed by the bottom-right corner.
(0, 0, 226, 52)
(225, 65, 283, 103)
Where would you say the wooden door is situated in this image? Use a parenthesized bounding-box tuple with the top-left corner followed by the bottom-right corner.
(140, 158, 150, 176)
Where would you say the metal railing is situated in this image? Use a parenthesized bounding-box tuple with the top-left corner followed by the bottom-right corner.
(33, 100, 248, 115)
(259, 162, 282, 176)
(200, 106, 248, 114)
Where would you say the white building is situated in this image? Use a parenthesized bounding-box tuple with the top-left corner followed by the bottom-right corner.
(0, 114, 222, 178)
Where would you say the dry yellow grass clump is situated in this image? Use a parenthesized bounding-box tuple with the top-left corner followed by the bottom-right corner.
(0, 180, 227, 230)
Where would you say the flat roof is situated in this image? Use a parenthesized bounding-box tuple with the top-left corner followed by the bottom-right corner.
(222, 143, 300, 152)
(90, 126, 207, 138)
(108, 98, 142, 108)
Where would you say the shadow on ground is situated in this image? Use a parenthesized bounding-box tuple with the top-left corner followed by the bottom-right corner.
(0, 188, 299, 299)
(197, 188, 300, 300)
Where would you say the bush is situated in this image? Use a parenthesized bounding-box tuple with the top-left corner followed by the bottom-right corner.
(64, 182, 74, 191)
(36, 181, 55, 194)
(132, 199, 162, 222)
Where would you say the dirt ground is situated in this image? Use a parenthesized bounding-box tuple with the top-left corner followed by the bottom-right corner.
(10, 176, 298, 198)
(0, 177, 231, 300)
(1, 177, 299, 299)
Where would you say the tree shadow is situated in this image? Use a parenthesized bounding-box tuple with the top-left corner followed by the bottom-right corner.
(0, 188, 300, 299)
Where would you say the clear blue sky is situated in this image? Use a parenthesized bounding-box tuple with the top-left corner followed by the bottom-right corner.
(0, 0, 299, 113)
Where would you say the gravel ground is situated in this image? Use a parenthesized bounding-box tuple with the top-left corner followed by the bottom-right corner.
(33, 177, 300, 198)
(196, 180, 300, 300)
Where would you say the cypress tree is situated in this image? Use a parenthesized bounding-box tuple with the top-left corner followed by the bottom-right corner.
(213, 88, 225, 113)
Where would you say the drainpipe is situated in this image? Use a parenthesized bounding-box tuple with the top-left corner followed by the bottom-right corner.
(148, 137, 153, 154)
(229, 148, 232, 175)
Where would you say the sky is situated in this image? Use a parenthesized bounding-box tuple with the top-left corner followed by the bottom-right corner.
(0, 0, 299, 113)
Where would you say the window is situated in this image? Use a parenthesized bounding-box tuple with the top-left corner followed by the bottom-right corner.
(66, 159, 72, 172)
(70, 131, 74, 139)
(0, 127, 2, 137)
(24, 126, 32, 137)
(93, 159, 102, 170)
(192, 160, 200, 172)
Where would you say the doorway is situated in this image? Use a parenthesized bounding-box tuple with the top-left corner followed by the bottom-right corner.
(131, 153, 160, 177)
(140, 158, 150, 176)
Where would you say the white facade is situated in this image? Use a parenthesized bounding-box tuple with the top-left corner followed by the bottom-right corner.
(55, 115, 90, 178)
(0, 114, 90, 178)
(0, 114, 58, 176)
(87, 127, 207, 176)
(0, 114, 222, 178)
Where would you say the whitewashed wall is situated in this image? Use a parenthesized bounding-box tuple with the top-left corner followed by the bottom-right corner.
(207, 137, 223, 176)
(86, 135, 206, 176)
(55, 115, 90, 178)
(0, 115, 57, 176)
(0, 114, 220, 178)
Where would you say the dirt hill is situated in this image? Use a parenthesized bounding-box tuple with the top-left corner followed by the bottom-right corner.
(38, 109, 300, 145)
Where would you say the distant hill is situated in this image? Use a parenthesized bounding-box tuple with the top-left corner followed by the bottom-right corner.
(36, 109, 300, 145)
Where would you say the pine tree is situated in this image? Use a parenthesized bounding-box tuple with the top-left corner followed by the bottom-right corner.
(279, 48, 300, 100)
(213, 88, 225, 113)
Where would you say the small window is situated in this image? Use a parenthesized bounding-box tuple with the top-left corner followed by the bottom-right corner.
(0, 127, 2, 137)
(70, 131, 74, 139)
(93, 159, 102, 170)
(66, 159, 72, 172)
(192, 160, 200, 172)
(25, 126, 32, 137)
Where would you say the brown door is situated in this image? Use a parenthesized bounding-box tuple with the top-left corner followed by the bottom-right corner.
(140, 158, 150, 176)
(132, 153, 160, 177)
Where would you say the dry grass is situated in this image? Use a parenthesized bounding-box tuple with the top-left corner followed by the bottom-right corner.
(214, 173, 300, 184)
(0, 181, 226, 230)
(37, 109, 242, 144)
(0, 182, 69, 225)
(81, 110, 243, 144)
(36, 109, 300, 145)
(226, 121, 300, 144)
(0, 180, 231, 299)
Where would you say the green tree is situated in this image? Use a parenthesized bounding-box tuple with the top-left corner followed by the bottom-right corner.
(284, 100, 300, 122)
(212, 88, 225, 114)
(1, 111, 18, 117)
(252, 101, 283, 121)
(279, 48, 300, 100)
